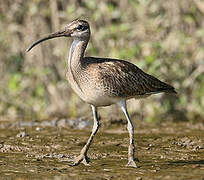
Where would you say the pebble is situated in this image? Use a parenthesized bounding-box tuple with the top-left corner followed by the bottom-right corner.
(35, 127, 41, 131)
(16, 131, 29, 138)
(0, 142, 4, 149)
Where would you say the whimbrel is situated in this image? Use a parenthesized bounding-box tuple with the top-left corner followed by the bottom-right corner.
(26, 19, 176, 167)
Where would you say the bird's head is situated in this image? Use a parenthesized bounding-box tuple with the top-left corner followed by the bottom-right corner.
(26, 19, 90, 52)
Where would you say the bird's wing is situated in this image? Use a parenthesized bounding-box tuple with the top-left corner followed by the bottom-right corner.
(85, 58, 176, 97)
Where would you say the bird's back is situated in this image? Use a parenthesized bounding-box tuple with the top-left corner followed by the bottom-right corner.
(81, 57, 176, 99)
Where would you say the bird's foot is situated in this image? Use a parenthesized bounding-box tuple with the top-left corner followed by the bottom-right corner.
(126, 159, 138, 168)
(69, 154, 90, 166)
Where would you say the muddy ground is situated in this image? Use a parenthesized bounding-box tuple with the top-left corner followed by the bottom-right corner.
(0, 118, 204, 180)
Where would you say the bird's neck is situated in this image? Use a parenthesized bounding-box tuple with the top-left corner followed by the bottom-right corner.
(67, 38, 89, 97)
(68, 38, 89, 69)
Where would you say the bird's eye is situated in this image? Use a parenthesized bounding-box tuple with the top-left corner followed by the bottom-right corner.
(76, 24, 87, 31)
(77, 25, 84, 31)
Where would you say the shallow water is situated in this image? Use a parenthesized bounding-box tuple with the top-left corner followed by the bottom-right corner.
(0, 120, 204, 180)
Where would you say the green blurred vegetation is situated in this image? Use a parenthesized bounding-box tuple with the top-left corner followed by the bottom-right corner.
(0, 0, 203, 122)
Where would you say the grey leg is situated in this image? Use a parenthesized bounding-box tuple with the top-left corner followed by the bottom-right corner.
(118, 100, 138, 168)
(72, 105, 100, 166)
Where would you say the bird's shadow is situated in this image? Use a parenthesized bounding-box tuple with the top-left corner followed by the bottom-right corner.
(167, 159, 204, 165)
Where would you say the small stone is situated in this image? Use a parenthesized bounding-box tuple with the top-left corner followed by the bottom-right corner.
(57, 119, 69, 127)
(135, 177, 142, 180)
(192, 164, 200, 168)
(156, 167, 160, 171)
(0, 142, 4, 149)
(16, 131, 29, 138)
(36, 127, 41, 131)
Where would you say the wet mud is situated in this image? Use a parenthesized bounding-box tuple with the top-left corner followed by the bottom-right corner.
(0, 119, 204, 180)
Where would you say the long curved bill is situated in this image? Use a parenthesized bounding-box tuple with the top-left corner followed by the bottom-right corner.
(25, 29, 69, 52)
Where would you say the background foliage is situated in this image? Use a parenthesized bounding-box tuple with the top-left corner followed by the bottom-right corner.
(0, 0, 204, 122)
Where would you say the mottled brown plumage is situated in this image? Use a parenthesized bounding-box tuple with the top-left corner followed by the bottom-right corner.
(82, 57, 176, 97)
(26, 19, 176, 168)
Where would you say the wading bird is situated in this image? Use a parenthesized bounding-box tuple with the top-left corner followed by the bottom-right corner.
(26, 19, 176, 167)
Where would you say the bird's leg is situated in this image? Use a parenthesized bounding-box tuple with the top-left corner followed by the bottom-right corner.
(118, 100, 138, 168)
(72, 105, 99, 166)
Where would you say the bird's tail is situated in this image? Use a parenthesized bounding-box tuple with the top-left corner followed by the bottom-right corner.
(163, 87, 177, 94)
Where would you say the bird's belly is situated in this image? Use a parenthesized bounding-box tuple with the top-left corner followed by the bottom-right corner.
(82, 92, 123, 107)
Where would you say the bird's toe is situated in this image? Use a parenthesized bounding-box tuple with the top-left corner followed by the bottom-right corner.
(69, 154, 90, 166)
(126, 160, 138, 168)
